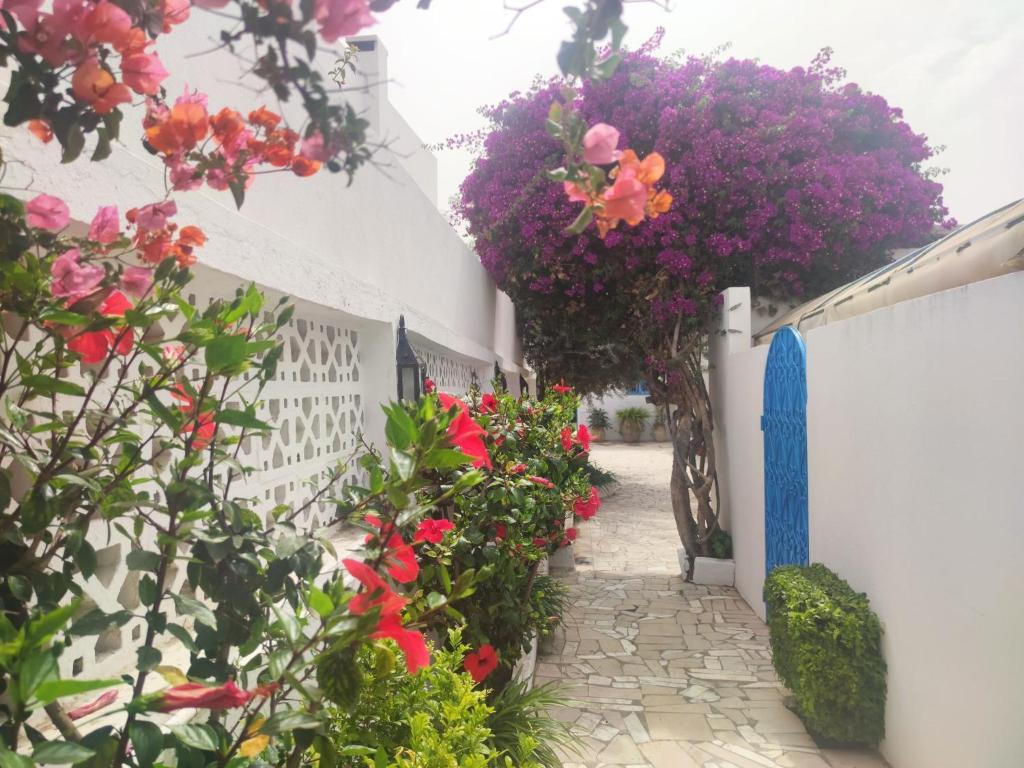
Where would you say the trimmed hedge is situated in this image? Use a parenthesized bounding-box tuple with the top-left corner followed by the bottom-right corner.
(764, 563, 887, 745)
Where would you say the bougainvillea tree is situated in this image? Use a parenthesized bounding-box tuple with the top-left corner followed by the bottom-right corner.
(458, 41, 953, 565)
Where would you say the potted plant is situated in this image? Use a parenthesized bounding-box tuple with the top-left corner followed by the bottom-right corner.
(587, 408, 610, 442)
(691, 529, 735, 586)
(651, 408, 669, 441)
(616, 407, 650, 443)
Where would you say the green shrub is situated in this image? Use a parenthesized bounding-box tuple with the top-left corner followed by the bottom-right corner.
(486, 681, 577, 768)
(763, 564, 887, 745)
(615, 406, 650, 427)
(708, 528, 732, 559)
(584, 462, 616, 490)
(586, 407, 611, 430)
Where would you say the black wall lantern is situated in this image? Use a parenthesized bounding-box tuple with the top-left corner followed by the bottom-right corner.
(493, 362, 508, 391)
(395, 315, 422, 401)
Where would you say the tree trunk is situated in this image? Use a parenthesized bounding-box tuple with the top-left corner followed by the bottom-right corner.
(660, 344, 720, 577)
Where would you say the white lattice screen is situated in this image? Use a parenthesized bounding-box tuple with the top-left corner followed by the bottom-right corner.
(414, 344, 481, 396)
(58, 271, 368, 682)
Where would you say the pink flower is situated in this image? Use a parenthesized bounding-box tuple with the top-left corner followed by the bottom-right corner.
(314, 0, 375, 43)
(88, 205, 120, 244)
(527, 476, 555, 489)
(480, 392, 498, 413)
(121, 52, 169, 96)
(134, 200, 177, 231)
(121, 266, 153, 298)
(300, 131, 330, 162)
(80, 0, 131, 48)
(414, 518, 454, 544)
(0, 0, 41, 29)
(168, 159, 203, 191)
(563, 181, 589, 203)
(50, 249, 105, 303)
(157, 682, 252, 712)
(162, 343, 185, 363)
(67, 690, 118, 720)
(26, 193, 70, 231)
(582, 122, 621, 165)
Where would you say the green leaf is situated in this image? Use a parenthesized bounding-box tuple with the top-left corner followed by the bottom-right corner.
(33, 741, 96, 764)
(61, 121, 86, 164)
(126, 549, 162, 572)
(17, 650, 57, 702)
(215, 409, 272, 431)
(129, 721, 164, 768)
(145, 392, 181, 431)
(171, 594, 217, 629)
(164, 624, 198, 652)
(21, 375, 86, 397)
(260, 709, 320, 735)
(26, 602, 79, 647)
(423, 448, 474, 471)
(205, 334, 247, 373)
(272, 605, 300, 644)
(565, 205, 594, 235)
(34, 678, 121, 704)
(137, 645, 162, 671)
(170, 724, 220, 753)
(307, 586, 333, 619)
(0, 745, 33, 768)
(68, 608, 133, 636)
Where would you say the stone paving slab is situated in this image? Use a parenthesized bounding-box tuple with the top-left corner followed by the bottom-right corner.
(542, 443, 888, 768)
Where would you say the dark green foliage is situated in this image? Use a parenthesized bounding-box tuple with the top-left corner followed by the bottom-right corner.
(763, 564, 886, 745)
(486, 681, 577, 768)
(708, 529, 732, 559)
(583, 462, 616, 490)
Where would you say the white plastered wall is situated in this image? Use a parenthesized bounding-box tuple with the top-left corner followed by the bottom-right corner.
(709, 274, 1024, 767)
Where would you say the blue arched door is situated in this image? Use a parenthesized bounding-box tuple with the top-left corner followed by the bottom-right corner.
(761, 326, 809, 576)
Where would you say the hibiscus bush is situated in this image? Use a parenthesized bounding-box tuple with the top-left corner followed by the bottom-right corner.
(336, 382, 600, 691)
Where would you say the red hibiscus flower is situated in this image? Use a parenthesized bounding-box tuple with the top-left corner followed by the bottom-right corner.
(576, 424, 591, 452)
(565, 527, 579, 542)
(372, 614, 430, 674)
(66, 290, 134, 364)
(480, 392, 498, 413)
(561, 426, 573, 452)
(171, 383, 216, 450)
(439, 393, 492, 470)
(463, 644, 499, 683)
(382, 534, 418, 583)
(343, 558, 407, 617)
(528, 476, 555, 489)
(424, 377, 435, 393)
(414, 518, 454, 544)
(157, 681, 252, 712)
(551, 382, 572, 394)
(494, 523, 507, 542)
(573, 486, 601, 520)
(508, 463, 527, 475)
(532, 536, 548, 548)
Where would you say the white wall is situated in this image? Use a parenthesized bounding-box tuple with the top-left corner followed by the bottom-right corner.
(709, 274, 1024, 767)
(579, 392, 663, 442)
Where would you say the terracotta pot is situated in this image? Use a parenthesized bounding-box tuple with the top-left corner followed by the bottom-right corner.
(589, 426, 605, 442)
(652, 423, 668, 442)
(620, 422, 643, 443)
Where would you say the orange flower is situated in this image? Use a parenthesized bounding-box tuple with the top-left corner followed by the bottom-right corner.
(145, 102, 210, 155)
(71, 58, 132, 115)
(291, 156, 321, 177)
(28, 119, 53, 143)
(248, 106, 281, 130)
(262, 128, 299, 167)
(178, 225, 207, 248)
(615, 149, 665, 186)
(211, 107, 246, 142)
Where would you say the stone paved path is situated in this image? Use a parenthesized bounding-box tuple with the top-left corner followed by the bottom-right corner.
(538, 442, 888, 768)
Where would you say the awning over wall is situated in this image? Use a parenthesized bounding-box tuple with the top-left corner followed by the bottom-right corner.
(754, 198, 1024, 345)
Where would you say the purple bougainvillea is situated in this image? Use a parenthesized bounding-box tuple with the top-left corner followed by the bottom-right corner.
(457, 44, 952, 389)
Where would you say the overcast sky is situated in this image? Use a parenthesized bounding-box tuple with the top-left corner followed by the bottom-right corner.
(371, 0, 1022, 225)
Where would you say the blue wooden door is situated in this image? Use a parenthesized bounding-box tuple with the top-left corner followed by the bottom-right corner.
(761, 326, 809, 576)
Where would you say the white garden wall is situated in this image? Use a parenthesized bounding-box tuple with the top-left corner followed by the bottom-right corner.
(709, 275, 1024, 767)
